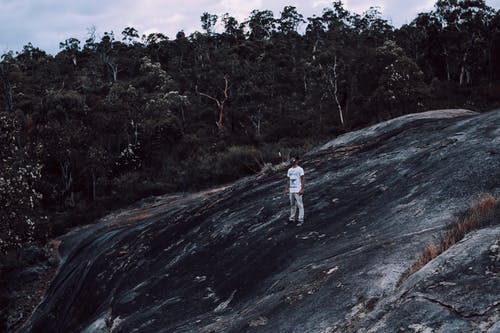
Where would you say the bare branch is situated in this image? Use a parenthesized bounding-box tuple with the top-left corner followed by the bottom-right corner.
(196, 76, 230, 131)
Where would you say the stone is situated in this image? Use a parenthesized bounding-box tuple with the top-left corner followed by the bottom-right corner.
(20, 109, 500, 333)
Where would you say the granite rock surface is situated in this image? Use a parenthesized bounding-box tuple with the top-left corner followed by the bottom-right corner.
(21, 109, 500, 333)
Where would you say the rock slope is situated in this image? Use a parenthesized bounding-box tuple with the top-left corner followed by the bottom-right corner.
(21, 109, 500, 333)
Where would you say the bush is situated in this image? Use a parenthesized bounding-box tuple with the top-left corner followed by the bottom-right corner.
(214, 146, 263, 179)
(178, 145, 263, 188)
(0, 113, 46, 255)
(405, 194, 498, 278)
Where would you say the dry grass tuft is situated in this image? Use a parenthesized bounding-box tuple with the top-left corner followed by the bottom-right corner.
(406, 193, 498, 277)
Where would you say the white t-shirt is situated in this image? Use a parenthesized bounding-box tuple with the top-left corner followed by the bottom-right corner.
(287, 166, 304, 193)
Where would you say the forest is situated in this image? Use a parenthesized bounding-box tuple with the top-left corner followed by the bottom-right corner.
(0, 0, 499, 256)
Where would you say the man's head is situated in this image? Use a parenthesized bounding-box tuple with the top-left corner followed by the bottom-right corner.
(291, 156, 300, 166)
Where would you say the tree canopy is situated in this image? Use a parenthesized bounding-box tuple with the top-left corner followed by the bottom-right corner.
(0, 0, 499, 254)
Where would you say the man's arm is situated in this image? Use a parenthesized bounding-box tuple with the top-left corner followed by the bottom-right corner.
(285, 178, 290, 194)
(300, 175, 305, 194)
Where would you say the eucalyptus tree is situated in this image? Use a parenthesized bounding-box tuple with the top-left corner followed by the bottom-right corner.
(221, 14, 245, 44)
(433, 0, 495, 84)
(97, 31, 121, 81)
(370, 41, 427, 119)
(0, 53, 17, 113)
(248, 9, 276, 40)
(122, 26, 140, 44)
(201, 12, 219, 35)
(278, 6, 305, 35)
(396, 13, 444, 80)
(59, 38, 81, 66)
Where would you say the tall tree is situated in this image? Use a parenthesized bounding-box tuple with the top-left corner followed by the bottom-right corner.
(0, 53, 17, 113)
(59, 38, 81, 66)
(201, 12, 218, 35)
(248, 10, 276, 40)
(122, 27, 140, 44)
(222, 14, 245, 43)
(434, 0, 495, 84)
(278, 6, 305, 35)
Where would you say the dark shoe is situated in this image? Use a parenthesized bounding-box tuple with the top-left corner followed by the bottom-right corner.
(296, 220, 304, 226)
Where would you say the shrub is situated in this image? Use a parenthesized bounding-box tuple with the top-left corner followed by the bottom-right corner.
(0, 113, 46, 255)
(214, 146, 263, 178)
(177, 145, 263, 188)
(406, 194, 498, 278)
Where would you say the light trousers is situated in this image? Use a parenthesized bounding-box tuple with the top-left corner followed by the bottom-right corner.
(289, 193, 304, 221)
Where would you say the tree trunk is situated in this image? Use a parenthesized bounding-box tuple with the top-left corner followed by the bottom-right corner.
(312, 39, 320, 60)
(459, 52, 468, 86)
(92, 170, 96, 201)
(0, 66, 15, 113)
(60, 160, 74, 207)
(444, 48, 451, 82)
(487, 40, 493, 86)
(197, 76, 229, 132)
(251, 108, 263, 137)
(60, 161, 73, 194)
(331, 55, 345, 126)
(179, 105, 186, 134)
(111, 63, 118, 82)
(6, 82, 14, 113)
(1, 79, 14, 113)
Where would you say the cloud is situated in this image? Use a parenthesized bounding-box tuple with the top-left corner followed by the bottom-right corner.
(312, 0, 330, 8)
(217, 0, 264, 20)
(378, 0, 436, 26)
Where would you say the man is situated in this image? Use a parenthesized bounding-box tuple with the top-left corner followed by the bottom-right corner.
(285, 157, 305, 226)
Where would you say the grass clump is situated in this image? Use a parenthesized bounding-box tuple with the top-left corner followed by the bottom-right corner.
(406, 193, 498, 277)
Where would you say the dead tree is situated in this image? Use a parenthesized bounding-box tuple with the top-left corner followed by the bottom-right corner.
(327, 55, 345, 126)
(197, 75, 229, 131)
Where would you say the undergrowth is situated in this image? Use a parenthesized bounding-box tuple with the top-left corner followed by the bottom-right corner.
(401, 193, 499, 282)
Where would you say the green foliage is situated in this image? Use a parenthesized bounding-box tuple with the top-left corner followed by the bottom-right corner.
(213, 146, 262, 180)
(201, 13, 218, 35)
(369, 41, 428, 119)
(248, 10, 276, 40)
(278, 6, 305, 34)
(179, 146, 262, 186)
(0, 113, 44, 254)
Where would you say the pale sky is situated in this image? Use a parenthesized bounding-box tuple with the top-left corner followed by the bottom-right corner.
(1, 0, 499, 55)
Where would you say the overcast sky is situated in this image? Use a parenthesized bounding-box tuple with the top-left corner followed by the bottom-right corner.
(1, 0, 499, 55)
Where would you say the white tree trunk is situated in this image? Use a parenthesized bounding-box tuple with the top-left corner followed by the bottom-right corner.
(459, 52, 468, 86)
(312, 39, 319, 61)
(197, 76, 229, 131)
(444, 48, 451, 82)
(251, 108, 263, 137)
(332, 55, 345, 126)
